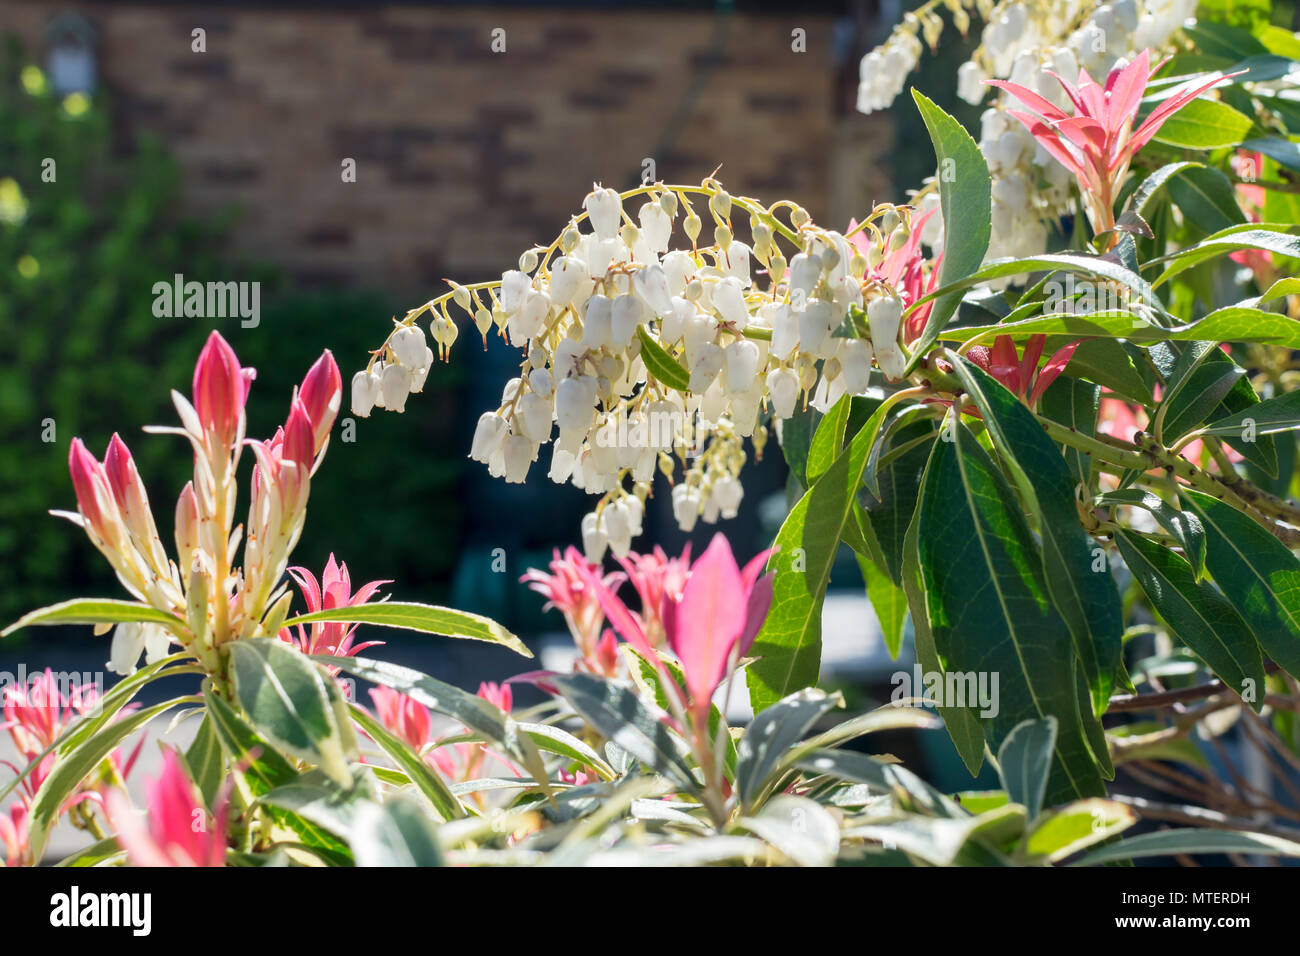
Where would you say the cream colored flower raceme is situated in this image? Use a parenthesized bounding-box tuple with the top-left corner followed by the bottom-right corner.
(858, 0, 1200, 271)
(358, 181, 935, 559)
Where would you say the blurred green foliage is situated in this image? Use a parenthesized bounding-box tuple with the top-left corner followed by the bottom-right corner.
(0, 39, 464, 627)
(0, 39, 224, 624)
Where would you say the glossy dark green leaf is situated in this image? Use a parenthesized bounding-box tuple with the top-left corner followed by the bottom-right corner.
(901, 500, 985, 776)
(806, 394, 851, 484)
(747, 397, 897, 712)
(860, 418, 935, 584)
(636, 326, 690, 392)
(1076, 828, 1300, 865)
(1164, 165, 1248, 233)
(1, 598, 188, 638)
(1154, 341, 1246, 444)
(1182, 489, 1300, 678)
(1115, 529, 1265, 708)
(949, 355, 1123, 715)
(905, 90, 991, 368)
(1097, 489, 1206, 578)
(916, 423, 1106, 804)
(1038, 375, 1101, 483)
(184, 715, 225, 811)
(1202, 389, 1300, 438)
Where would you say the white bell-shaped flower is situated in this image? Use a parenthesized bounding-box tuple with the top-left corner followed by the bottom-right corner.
(470, 412, 508, 462)
(380, 363, 412, 413)
(672, 484, 701, 533)
(868, 295, 906, 379)
(549, 256, 588, 307)
(610, 294, 644, 348)
(583, 187, 622, 241)
(840, 339, 875, 395)
(581, 295, 613, 350)
(767, 367, 800, 419)
(632, 263, 674, 317)
(723, 339, 760, 395)
(502, 433, 535, 484)
(500, 269, 530, 314)
(350, 369, 380, 418)
(689, 342, 724, 393)
(712, 276, 748, 329)
(556, 376, 597, 432)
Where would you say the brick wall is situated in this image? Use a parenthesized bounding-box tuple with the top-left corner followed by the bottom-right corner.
(6, 2, 892, 295)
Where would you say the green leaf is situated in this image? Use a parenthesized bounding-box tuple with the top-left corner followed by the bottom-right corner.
(739, 795, 841, 867)
(947, 304, 1300, 352)
(321, 655, 549, 792)
(636, 325, 691, 392)
(184, 715, 225, 811)
(1152, 225, 1300, 287)
(1096, 490, 1206, 578)
(1242, 135, 1300, 174)
(230, 639, 358, 788)
(905, 90, 991, 368)
(1202, 389, 1300, 438)
(350, 796, 444, 867)
(916, 421, 1106, 804)
(949, 355, 1123, 717)
(997, 717, 1057, 821)
(860, 417, 935, 583)
(545, 671, 698, 792)
(2, 598, 188, 638)
(349, 704, 464, 821)
(282, 602, 530, 658)
(806, 394, 851, 484)
(1021, 798, 1135, 863)
(736, 688, 842, 811)
(858, 553, 907, 658)
(795, 748, 963, 818)
(206, 690, 300, 797)
(1181, 489, 1300, 679)
(1165, 165, 1248, 234)
(1076, 827, 1300, 865)
(55, 836, 124, 868)
(901, 500, 986, 776)
(746, 396, 897, 712)
(1115, 529, 1265, 708)
(778, 403, 817, 488)
(1128, 161, 1201, 219)
(1151, 97, 1254, 148)
(1154, 341, 1246, 445)
(918, 253, 1167, 324)
(1063, 339, 1154, 405)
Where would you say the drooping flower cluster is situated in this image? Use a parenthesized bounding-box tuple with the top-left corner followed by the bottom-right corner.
(356, 181, 940, 557)
(62, 331, 342, 675)
(859, 0, 1202, 263)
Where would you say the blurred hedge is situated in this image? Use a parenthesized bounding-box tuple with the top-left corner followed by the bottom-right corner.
(0, 40, 463, 627)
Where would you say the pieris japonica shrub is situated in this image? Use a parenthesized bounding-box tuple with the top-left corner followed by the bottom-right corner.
(7, 0, 1300, 867)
